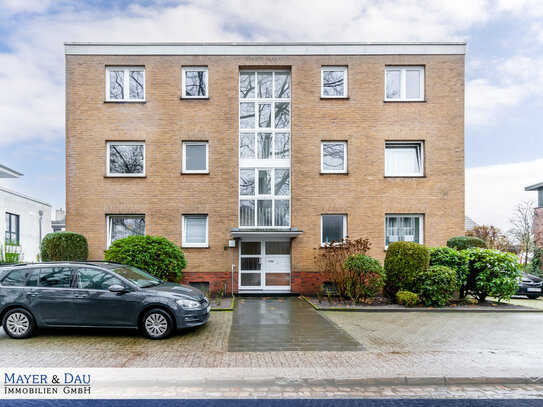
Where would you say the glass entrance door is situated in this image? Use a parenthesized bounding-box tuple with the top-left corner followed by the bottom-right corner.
(239, 240, 291, 291)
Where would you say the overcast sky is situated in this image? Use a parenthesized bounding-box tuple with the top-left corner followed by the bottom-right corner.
(0, 0, 542, 229)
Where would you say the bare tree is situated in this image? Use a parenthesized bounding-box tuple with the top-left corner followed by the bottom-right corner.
(466, 225, 512, 252)
(508, 201, 535, 265)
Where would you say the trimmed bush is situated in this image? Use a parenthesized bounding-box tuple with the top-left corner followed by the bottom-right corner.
(104, 235, 186, 281)
(464, 248, 522, 302)
(417, 265, 458, 306)
(396, 290, 419, 306)
(447, 236, 487, 251)
(429, 246, 469, 289)
(383, 241, 429, 298)
(41, 231, 88, 262)
(343, 254, 385, 302)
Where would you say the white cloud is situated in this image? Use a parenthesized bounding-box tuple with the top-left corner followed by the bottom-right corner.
(466, 158, 543, 230)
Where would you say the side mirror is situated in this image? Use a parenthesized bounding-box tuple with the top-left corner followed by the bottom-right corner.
(109, 284, 128, 293)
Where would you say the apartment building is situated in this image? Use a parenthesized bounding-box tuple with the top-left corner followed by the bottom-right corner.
(65, 42, 465, 294)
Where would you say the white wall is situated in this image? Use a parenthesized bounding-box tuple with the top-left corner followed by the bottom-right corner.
(0, 188, 52, 262)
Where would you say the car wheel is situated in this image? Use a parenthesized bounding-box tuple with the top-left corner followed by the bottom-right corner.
(2, 308, 35, 339)
(142, 309, 174, 339)
(527, 295, 540, 300)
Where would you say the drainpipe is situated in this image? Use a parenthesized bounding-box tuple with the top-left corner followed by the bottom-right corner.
(38, 210, 44, 260)
(231, 264, 236, 296)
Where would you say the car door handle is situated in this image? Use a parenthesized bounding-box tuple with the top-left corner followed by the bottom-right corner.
(74, 294, 88, 299)
(26, 292, 38, 297)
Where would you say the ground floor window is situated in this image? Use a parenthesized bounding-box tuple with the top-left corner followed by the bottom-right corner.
(321, 214, 347, 245)
(385, 214, 423, 247)
(5, 212, 19, 244)
(107, 215, 145, 246)
(182, 215, 208, 247)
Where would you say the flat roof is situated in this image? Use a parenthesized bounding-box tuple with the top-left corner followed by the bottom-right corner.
(0, 163, 22, 178)
(525, 182, 543, 191)
(64, 42, 466, 56)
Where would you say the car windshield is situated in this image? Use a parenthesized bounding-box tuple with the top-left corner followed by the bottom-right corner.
(111, 265, 162, 288)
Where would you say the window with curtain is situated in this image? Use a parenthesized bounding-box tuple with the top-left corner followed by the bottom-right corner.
(385, 215, 423, 246)
(183, 142, 208, 173)
(385, 142, 423, 176)
(385, 66, 424, 101)
(183, 215, 208, 247)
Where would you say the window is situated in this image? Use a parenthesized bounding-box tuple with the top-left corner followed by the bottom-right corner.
(107, 215, 145, 247)
(106, 67, 145, 101)
(182, 67, 208, 98)
(77, 268, 123, 290)
(182, 142, 209, 173)
(321, 215, 347, 245)
(1, 269, 31, 286)
(182, 215, 208, 247)
(321, 66, 348, 98)
(35, 267, 73, 288)
(385, 66, 424, 101)
(321, 141, 347, 173)
(385, 142, 423, 177)
(385, 215, 424, 246)
(5, 213, 19, 244)
(107, 142, 145, 177)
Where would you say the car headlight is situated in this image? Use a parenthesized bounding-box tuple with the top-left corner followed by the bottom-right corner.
(176, 299, 200, 309)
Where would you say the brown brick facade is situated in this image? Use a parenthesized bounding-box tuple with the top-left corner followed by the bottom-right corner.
(66, 44, 465, 295)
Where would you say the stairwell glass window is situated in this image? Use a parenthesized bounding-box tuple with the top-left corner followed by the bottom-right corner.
(182, 142, 209, 173)
(182, 215, 208, 247)
(385, 215, 423, 247)
(182, 67, 208, 98)
(321, 66, 348, 98)
(321, 141, 347, 173)
(107, 142, 145, 177)
(385, 142, 423, 177)
(385, 66, 424, 101)
(5, 213, 19, 244)
(107, 215, 145, 247)
(321, 215, 347, 246)
(106, 67, 145, 101)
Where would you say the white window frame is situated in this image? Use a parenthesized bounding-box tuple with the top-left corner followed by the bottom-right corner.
(105, 66, 145, 102)
(321, 66, 348, 98)
(106, 215, 145, 248)
(182, 215, 209, 248)
(182, 67, 209, 99)
(106, 141, 146, 177)
(385, 141, 424, 177)
(384, 66, 424, 101)
(385, 214, 424, 248)
(320, 214, 347, 246)
(182, 141, 209, 174)
(321, 141, 347, 173)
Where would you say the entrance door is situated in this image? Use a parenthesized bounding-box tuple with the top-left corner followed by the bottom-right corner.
(239, 240, 291, 291)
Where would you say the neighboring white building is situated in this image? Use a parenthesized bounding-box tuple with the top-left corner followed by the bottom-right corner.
(0, 164, 52, 262)
(52, 208, 66, 233)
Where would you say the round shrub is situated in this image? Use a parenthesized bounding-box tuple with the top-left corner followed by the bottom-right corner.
(429, 247, 469, 289)
(395, 290, 420, 307)
(464, 248, 522, 302)
(447, 236, 487, 251)
(104, 235, 187, 281)
(343, 254, 385, 302)
(417, 265, 458, 307)
(41, 231, 89, 262)
(383, 241, 430, 298)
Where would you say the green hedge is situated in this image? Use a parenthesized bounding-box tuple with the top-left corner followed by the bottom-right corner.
(396, 290, 420, 306)
(429, 246, 469, 288)
(417, 265, 458, 306)
(104, 235, 187, 281)
(384, 241, 429, 298)
(41, 232, 89, 262)
(343, 254, 385, 302)
(447, 236, 487, 251)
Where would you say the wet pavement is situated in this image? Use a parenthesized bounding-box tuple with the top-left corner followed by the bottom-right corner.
(227, 297, 364, 352)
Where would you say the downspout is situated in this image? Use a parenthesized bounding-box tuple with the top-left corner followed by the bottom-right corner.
(38, 210, 44, 260)
(231, 264, 236, 296)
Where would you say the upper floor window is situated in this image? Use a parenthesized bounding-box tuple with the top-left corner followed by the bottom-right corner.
(385, 214, 423, 247)
(107, 142, 145, 177)
(385, 142, 423, 177)
(182, 141, 209, 173)
(321, 214, 347, 245)
(106, 67, 145, 101)
(5, 213, 19, 244)
(385, 66, 424, 101)
(182, 67, 208, 99)
(321, 66, 348, 98)
(321, 141, 347, 173)
(182, 215, 208, 248)
(107, 215, 145, 247)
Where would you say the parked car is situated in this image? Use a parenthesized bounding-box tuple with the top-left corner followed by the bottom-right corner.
(0, 262, 210, 339)
(516, 272, 543, 299)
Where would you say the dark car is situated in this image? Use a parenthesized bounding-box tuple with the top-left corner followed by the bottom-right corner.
(0, 262, 210, 339)
(516, 272, 543, 299)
